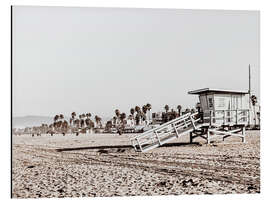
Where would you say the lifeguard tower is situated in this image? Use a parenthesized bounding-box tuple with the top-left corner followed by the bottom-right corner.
(130, 88, 250, 152)
(188, 88, 249, 144)
(188, 88, 249, 126)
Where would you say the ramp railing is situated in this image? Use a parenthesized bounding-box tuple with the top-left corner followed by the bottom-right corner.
(130, 112, 200, 152)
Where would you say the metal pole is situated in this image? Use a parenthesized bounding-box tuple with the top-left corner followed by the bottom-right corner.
(248, 64, 251, 126)
(249, 64, 251, 109)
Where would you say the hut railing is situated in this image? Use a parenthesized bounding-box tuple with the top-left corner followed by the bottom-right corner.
(203, 109, 249, 126)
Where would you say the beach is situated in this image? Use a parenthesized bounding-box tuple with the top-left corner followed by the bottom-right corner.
(12, 131, 260, 198)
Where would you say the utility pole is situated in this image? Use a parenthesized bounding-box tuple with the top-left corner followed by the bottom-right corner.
(248, 64, 252, 125)
(248, 64, 251, 126)
(249, 64, 251, 109)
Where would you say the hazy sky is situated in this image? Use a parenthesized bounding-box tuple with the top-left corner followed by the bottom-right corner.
(12, 6, 259, 118)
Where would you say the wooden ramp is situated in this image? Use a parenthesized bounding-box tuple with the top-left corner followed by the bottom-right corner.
(130, 112, 201, 152)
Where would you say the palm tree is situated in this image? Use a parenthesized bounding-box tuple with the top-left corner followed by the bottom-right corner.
(74, 119, 80, 129)
(86, 113, 92, 118)
(184, 108, 191, 114)
(146, 103, 152, 120)
(115, 109, 121, 126)
(134, 106, 141, 125)
(164, 105, 169, 113)
(54, 115, 59, 123)
(142, 105, 147, 115)
(130, 108, 135, 118)
(78, 115, 82, 128)
(85, 117, 91, 131)
(120, 113, 126, 123)
(135, 106, 140, 113)
(70, 112, 76, 127)
(69, 118, 73, 126)
(251, 95, 258, 126)
(141, 113, 147, 122)
(105, 121, 113, 132)
(177, 105, 182, 117)
(141, 106, 148, 125)
(62, 120, 68, 135)
(59, 114, 64, 120)
(56, 120, 62, 133)
(71, 112, 76, 118)
(115, 109, 120, 117)
(80, 119, 85, 129)
(135, 113, 140, 125)
(112, 116, 117, 126)
(95, 115, 102, 128)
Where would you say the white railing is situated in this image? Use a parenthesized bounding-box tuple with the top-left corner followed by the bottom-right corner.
(130, 112, 200, 152)
(203, 109, 249, 126)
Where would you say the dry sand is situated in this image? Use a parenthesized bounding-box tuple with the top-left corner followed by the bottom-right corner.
(12, 131, 260, 198)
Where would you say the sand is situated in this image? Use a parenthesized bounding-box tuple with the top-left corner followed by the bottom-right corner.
(12, 131, 260, 198)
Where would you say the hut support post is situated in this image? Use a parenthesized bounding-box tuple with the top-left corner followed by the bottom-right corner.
(207, 129, 210, 144)
(242, 126, 246, 143)
(190, 132, 193, 143)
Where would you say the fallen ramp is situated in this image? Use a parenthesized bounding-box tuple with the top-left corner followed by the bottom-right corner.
(130, 112, 201, 152)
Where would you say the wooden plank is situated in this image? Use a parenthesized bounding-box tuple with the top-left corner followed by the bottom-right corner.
(189, 115, 196, 130)
(173, 123, 179, 138)
(208, 129, 245, 138)
(155, 131, 161, 145)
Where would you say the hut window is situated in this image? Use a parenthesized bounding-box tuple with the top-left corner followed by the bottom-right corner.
(208, 98, 213, 108)
(217, 98, 225, 108)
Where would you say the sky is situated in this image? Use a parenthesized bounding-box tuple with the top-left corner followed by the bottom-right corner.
(12, 6, 260, 118)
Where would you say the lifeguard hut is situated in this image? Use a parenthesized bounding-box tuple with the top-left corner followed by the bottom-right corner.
(130, 88, 250, 152)
(187, 88, 250, 144)
(188, 88, 250, 126)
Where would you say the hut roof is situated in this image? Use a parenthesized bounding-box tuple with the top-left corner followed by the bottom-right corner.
(188, 88, 248, 95)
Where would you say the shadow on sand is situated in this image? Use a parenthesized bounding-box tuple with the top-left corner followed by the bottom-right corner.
(55, 142, 201, 152)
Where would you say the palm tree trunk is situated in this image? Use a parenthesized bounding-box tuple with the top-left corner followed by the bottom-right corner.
(253, 105, 256, 126)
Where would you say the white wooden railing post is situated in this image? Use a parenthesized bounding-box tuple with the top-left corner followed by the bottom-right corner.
(136, 138, 143, 152)
(173, 123, 179, 138)
(236, 110, 238, 125)
(223, 110, 226, 125)
(155, 131, 161, 146)
(189, 114, 196, 130)
(210, 110, 212, 126)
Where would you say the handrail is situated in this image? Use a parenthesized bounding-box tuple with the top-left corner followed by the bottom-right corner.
(130, 112, 198, 141)
(203, 109, 249, 126)
(204, 109, 249, 114)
